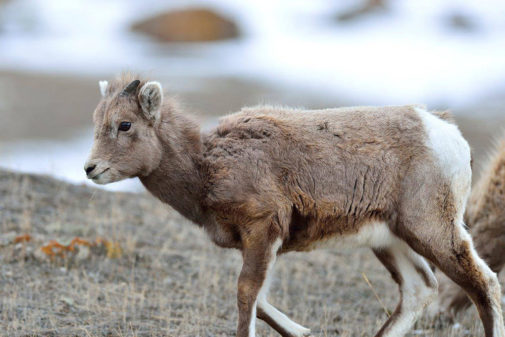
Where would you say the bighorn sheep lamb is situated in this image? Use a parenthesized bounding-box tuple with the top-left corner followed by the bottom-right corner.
(435, 133, 505, 317)
(84, 74, 505, 337)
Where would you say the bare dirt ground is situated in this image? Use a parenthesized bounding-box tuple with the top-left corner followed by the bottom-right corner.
(0, 168, 501, 337)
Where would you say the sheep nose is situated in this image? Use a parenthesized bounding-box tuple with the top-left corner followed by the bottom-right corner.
(85, 164, 96, 175)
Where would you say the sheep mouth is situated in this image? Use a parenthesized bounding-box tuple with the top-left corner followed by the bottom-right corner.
(90, 168, 110, 181)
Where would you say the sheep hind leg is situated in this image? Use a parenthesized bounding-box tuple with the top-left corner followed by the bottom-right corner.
(434, 218, 505, 317)
(403, 219, 505, 337)
(372, 241, 438, 337)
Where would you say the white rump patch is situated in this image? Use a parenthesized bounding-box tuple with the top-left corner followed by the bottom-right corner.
(416, 107, 472, 222)
(99, 80, 108, 97)
(416, 107, 470, 178)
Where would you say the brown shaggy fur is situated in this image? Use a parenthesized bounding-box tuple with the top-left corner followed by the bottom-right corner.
(202, 105, 427, 251)
(436, 132, 505, 315)
(85, 74, 504, 337)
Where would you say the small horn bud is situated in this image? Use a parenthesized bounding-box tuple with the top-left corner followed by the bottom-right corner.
(120, 80, 140, 97)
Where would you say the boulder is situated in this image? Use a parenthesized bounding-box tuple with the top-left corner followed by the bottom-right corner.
(131, 8, 239, 42)
(445, 12, 479, 32)
(335, 0, 388, 23)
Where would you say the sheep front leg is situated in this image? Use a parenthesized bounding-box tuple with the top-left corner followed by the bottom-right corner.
(237, 237, 282, 337)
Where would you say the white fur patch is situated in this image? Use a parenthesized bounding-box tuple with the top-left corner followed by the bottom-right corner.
(257, 239, 282, 302)
(416, 107, 472, 222)
(99, 80, 108, 97)
(249, 301, 257, 337)
(249, 239, 281, 337)
(258, 302, 311, 337)
(311, 222, 394, 250)
(381, 240, 438, 337)
(416, 108, 470, 178)
(255, 239, 311, 337)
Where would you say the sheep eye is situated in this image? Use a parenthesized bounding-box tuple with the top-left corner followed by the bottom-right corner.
(118, 122, 131, 131)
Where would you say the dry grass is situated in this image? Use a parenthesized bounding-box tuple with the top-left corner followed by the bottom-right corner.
(0, 169, 494, 336)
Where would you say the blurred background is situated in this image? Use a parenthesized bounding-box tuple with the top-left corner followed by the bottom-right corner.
(1, 0, 505, 191)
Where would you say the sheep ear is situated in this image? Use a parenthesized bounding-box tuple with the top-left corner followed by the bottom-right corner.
(99, 80, 108, 97)
(138, 81, 163, 122)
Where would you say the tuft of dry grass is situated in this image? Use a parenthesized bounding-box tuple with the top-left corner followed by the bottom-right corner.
(0, 169, 496, 336)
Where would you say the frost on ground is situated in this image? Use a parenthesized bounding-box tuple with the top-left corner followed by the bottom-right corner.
(0, 168, 497, 336)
